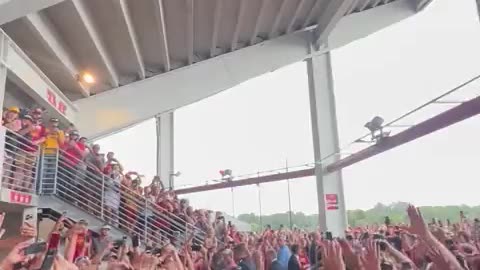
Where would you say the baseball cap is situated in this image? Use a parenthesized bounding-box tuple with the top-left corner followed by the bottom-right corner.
(21, 114, 33, 121)
(69, 130, 79, 137)
(78, 219, 88, 225)
(101, 224, 111, 230)
(49, 118, 59, 123)
(7, 106, 20, 113)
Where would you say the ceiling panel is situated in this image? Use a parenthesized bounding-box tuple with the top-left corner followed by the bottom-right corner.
(44, 1, 110, 93)
(84, 0, 139, 78)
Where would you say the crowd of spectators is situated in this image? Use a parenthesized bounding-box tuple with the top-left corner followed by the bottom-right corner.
(0, 205, 479, 269)
(0, 106, 211, 246)
(3, 107, 480, 269)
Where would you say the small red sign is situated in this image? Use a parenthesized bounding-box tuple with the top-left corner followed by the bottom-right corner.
(46, 89, 67, 115)
(58, 101, 67, 114)
(9, 191, 32, 205)
(325, 194, 338, 205)
(327, 205, 339, 210)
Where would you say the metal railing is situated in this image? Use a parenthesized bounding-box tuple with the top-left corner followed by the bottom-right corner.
(38, 148, 208, 247)
(2, 129, 40, 194)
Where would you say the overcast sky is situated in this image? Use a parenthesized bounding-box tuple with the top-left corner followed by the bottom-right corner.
(98, 0, 480, 216)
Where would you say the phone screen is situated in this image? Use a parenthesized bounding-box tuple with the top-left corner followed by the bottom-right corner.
(24, 242, 47, 255)
(191, 244, 202, 252)
(132, 235, 139, 248)
(325, 232, 333, 241)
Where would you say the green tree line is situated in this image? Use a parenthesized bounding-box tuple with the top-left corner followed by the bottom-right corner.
(237, 202, 480, 231)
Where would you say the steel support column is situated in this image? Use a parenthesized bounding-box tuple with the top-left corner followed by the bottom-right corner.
(307, 51, 347, 237)
(155, 112, 174, 189)
(0, 32, 7, 108)
(476, 0, 480, 22)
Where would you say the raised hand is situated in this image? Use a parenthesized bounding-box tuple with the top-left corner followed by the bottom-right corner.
(20, 222, 36, 239)
(407, 205, 429, 237)
(338, 238, 361, 270)
(0, 240, 31, 269)
(359, 239, 381, 270)
(321, 240, 346, 270)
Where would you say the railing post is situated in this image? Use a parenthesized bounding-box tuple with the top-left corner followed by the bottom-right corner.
(52, 149, 59, 195)
(37, 149, 44, 195)
(100, 175, 105, 219)
(144, 198, 148, 242)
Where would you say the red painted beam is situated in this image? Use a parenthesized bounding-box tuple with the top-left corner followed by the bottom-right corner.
(175, 168, 315, 195)
(326, 95, 480, 173)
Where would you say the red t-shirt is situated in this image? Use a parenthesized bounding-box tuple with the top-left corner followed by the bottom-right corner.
(23, 125, 46, 152)
(64, 142, 86, 166)
(103, 162, 113, 175)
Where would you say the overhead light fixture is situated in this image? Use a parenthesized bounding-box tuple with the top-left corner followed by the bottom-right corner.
(80, 72, 95, 84)
(364, 116, 389, 143)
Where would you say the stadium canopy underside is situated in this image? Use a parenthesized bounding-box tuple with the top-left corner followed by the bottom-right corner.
(0, 0, 435, 236)
(1, 0, 432, 139)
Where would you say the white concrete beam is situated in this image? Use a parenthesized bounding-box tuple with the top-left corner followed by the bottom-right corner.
(314, 0, 355, 48)
(286, 0, 307, 34)
(231, 0, 247, 51)
(269, 0, 289, 39)
(72, 0, 119, 87)
(210, 0, 223, 57)
(0, 0, 65, 25)
(328, 0, 416, 49)
(24, 12, 90, 97)
(186, 0, 194, 64)
(74, 0, 418, 139)
(249, 0, 270, 45)
(118, 0, 145, 79)
(153, 0, 171, 72)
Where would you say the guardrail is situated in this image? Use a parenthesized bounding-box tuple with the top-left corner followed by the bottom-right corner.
(2, 129, 40, 194)
(38, 148, 207, 247)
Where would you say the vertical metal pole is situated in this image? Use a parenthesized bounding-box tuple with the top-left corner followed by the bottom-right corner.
(475, 0, 480, 22)
(231, 187, 235, 217)
(144, 198, 148, 242)
(52, 149, 59, 194)
(156, 113, 174, 189)
(33, 149, 42, 194)
(100, 175, 105, 219)
(37, 150, 45, 194)
(257, 172, 262, 230)
(286, 160, 293, 229)
(0, 33, 8, 186)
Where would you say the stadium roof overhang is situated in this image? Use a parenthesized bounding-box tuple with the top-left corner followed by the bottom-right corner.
(0, 0, 433, 139)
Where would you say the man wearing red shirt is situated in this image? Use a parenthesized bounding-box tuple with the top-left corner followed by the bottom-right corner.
(59, 131, 86, 200)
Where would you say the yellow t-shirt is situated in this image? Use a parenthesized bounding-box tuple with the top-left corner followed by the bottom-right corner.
(43, 129, 65, 154)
